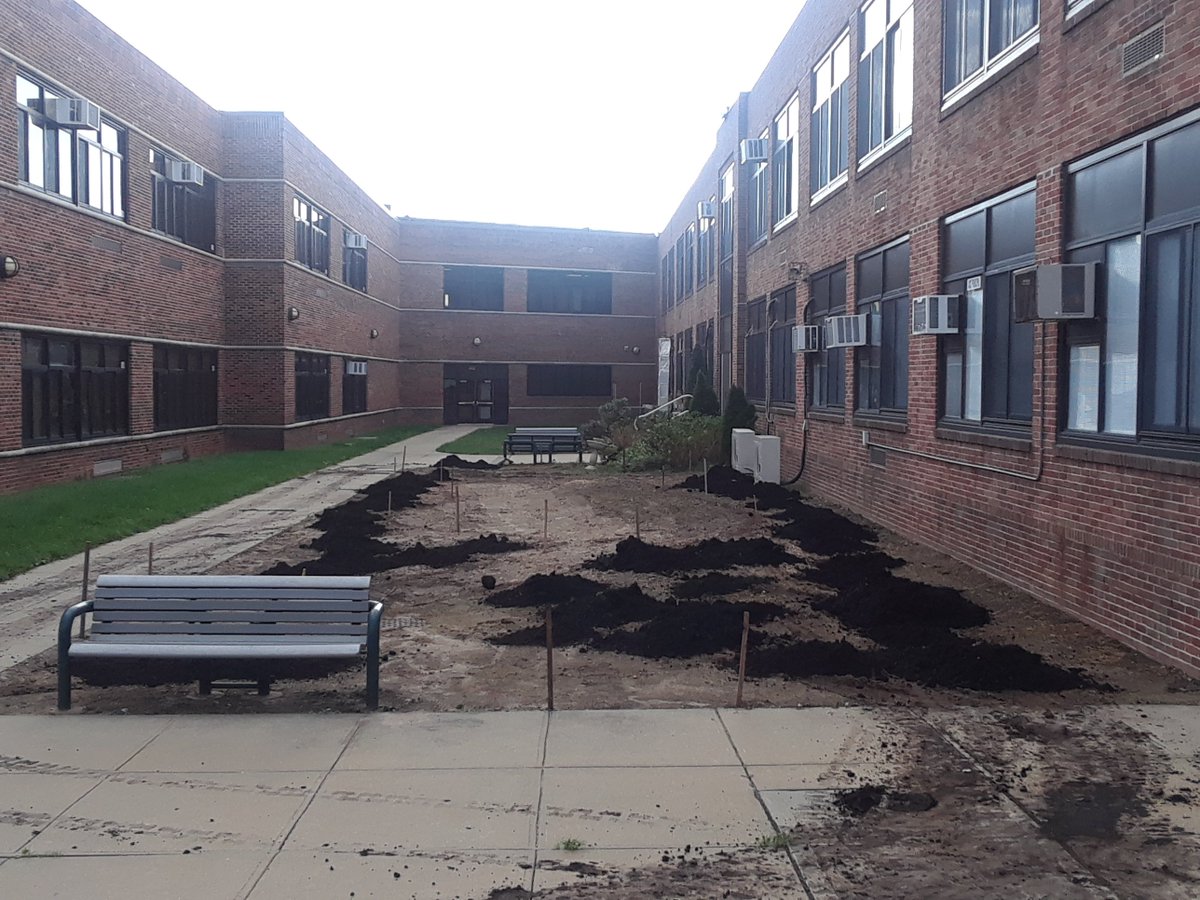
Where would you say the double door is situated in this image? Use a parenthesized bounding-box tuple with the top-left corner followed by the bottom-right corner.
(443, 364, 509, 425)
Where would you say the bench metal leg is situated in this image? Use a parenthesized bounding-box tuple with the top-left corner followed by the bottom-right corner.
(366, 601, 383, 710)
(257, 678, 270, 696)
(198, 677, 212, 695)
(57, 600, 92, 712)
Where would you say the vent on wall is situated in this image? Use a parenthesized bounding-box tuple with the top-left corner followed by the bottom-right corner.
(1122, 22, 1165, 77)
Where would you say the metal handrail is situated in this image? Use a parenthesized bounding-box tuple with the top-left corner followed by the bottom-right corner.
(634, 394, 692, 429)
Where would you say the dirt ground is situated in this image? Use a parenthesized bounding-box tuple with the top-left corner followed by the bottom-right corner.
(3, 463, 1199, 898)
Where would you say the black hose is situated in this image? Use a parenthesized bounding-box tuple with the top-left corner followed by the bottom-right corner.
(782, 419, 807, 485)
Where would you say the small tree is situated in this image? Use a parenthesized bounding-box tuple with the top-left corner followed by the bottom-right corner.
(721, 386, 757, 463)
(689, 362, 721, 417)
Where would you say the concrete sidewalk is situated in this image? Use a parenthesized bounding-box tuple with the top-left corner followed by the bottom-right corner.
(1, 705, 1195, 898)
(0, 424, 489, 674)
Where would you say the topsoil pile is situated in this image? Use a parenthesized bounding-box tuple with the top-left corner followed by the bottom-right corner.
(587, 536, 800, 573)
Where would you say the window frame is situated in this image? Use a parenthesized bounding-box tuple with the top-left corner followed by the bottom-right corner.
(769, 287, 798, 405)
(294, 352, 331, 421)
(150, 149, 216, 252)
(744, 297, 768, 403)
(808, 265, 848, 411)
(527, 269, 613, 315)
(342, 358, 369, 415)
(942, 0, 1040, 107)
(749, 127, 770, 244)
(342, 230, 368, 293)
(293, 196, 330, 275)
(526, 364, 612, 398)
(855, 237, 911, 417)
(153, 345, 218, 432)
(444, 265, 504, 311)
(772, 95, 800, 229)
(857, 0, 914, 168)
(22, 333, 130, 447)
(810, 31, 851, 204)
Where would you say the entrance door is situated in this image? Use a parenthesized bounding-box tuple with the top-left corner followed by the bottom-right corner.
(443, 364, 509, 425)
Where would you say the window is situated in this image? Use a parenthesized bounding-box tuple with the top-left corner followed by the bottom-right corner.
(151, 149, 216, 252)
(526, 365, 612, 397)
(773, 97, 800, 225)
(859, 0, 914, 161)
(809, 266, 847, 410)
(943, 0, 1038, 97)
(769, 288, 797, 404)
(295, 353, 330, 421)
(661, 250, 675, 313)
(22, 334, 128, 446)
(1064, 113, 1200, 448)
(17, 73, 125, 218)
(940, 185, 1035, 425)
(343, 231, 368, 292)
(343, 359, 368, 415)
(293, 197, 330, 274)
(444, 266, 503, 311)
(749, 128, 770, 242)
(698, 200, 714, 289)
(719, 166, 735, 262)
(527, 270, 612, 314)
(744, 299, 768, 403)
(684, 224, 695, 296)
(675, 234, 687, 302)
(153, 345, 217, 431)
(811, 33, 851, 198)
(856, 239, 910, 415)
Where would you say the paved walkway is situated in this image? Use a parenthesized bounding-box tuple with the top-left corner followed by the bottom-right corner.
(1, 705, 1197, 898)
(0, 425, 490, 674)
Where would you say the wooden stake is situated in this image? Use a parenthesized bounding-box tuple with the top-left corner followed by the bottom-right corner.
(703, 458, 709, 494)
(546, 607, 555, 712)
(147, 542, 154, 575)
(753, 497, 759, 513)
(301, 567, 307, 576)
(78, 544, 91, 638)
(543, 499, 549, 539)
(661, 466, 665, 489)
(455, 491, 461, 533)
(635, 508, 641, 539)
(736, 611, 751, 708)
(387, 491, 393, 514)
(401, 446, 407, 472)
(393, 456, 397, 473)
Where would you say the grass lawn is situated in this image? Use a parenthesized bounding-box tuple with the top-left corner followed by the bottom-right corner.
(0, 425, 432, 582)
(435, 425, 514, 456)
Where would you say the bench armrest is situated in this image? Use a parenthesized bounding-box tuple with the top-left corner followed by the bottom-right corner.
(57, 600, 93, 711)
(365, 600, 383, 710)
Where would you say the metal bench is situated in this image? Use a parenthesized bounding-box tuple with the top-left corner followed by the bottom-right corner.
(57, 574, 382, 710)
(502, 427, 584, 463)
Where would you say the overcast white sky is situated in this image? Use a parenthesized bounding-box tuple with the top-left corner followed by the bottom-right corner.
(75, 1, 801, 234)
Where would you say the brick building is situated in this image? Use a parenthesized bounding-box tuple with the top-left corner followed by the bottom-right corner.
(0, 0, 658, 494)
(659, 0, 1200, 677)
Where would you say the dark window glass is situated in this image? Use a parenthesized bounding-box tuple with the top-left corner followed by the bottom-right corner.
(769, 288, 797, 404)
(151, 149, 216, 252)
(527, 270, 612, 314)
(1069, 148, 1143, 244)
(988, 190, 1036, 267)
(1150, 121, 1200, 227)
(343, 238, 368, 292)
(744, 299, 768, 402)
(943, 0, 1037, 94)
(293, 197, 330, 274)
(809, 266, 847, 410)
(526, 365, 612, 397)
(684, 225, 695, 295)
(811, 35, 850, 195)
(1142, 227, 1200, 435)
(22, 334, 128, 446)
(444, 266, 503, 311)
(153, 345, 218, 431)
(675, 234, 688, 299)
(857, 240, 910, 415)
(343, 360, 368, 415)
(945, 210, 985, 276)
(295, 353, 330, 420)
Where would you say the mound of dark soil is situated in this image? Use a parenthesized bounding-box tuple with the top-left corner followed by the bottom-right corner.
(587, 537, 799, 573)
(672, 573, 769, 599)
(488, 583, 663, 648)
(836, 785, 886, 816)
(484, 573, 608, 608)
(801, 551, 902, 591)
(431, 454, 504, 471)
(886, 634, 1098, 692)
(813, 575, 992, 642)
(594, 599, 787, 659)
(745, 638, 880, 679)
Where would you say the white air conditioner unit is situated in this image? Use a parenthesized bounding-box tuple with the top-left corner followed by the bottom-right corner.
(911, 295, 962, 335)
(739, 138, 769, 164)
(825, 314, 867, 348)
(345, 360, 367, 376)
(697, 200, 717, 221)
(792, 324, 821, 353)
(44, 97, 101, 130)
(1012, 263, 1098, 322)
(166, 160, 205, 186)
(344, 232, 368, 250)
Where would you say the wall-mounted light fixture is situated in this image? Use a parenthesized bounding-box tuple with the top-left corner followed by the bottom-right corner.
(287, 306, 300, 321)
(472, 337, 482, 346)
(631, 345, 641, 354)
(369, 328, 379, 339)
(0, 255, 19, 278)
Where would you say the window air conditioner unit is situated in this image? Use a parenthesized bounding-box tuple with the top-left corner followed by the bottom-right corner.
(739, 138, 769, 164)
(44, 97, 101, 130)
(911, 295, 962, 335)
(345, 360, 367, 376)
(792, 324, 821, 353)
(166, 160, 205, 186)
(344, 232, 368, 250)
(825, 314, 867, 348)
(697, 200, 717, 221)
(1012, 263, 1097, 321)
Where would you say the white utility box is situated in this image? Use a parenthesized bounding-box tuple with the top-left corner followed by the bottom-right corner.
(755, 435, 781, 484)
(731, 428, 757, 476)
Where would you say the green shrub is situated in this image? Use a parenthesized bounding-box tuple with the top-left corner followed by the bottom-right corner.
(689, 363, 721, 418)
(624, 413, 722, 471)
(580, 397, 636, 441)
(721, 386, 757, 462)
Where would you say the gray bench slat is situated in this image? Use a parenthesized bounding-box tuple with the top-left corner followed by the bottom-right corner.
(95, 575, 370, 590)
(86, 633, 365, 645)
(90, 622, 368, 636)
(92, 610, 369, 624)
(95, 587, 369, 601)
(93, 602, 367, 619)
(72, 642, 363, 659)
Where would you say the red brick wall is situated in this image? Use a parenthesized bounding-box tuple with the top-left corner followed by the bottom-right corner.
(656, 0, 1200, 676)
